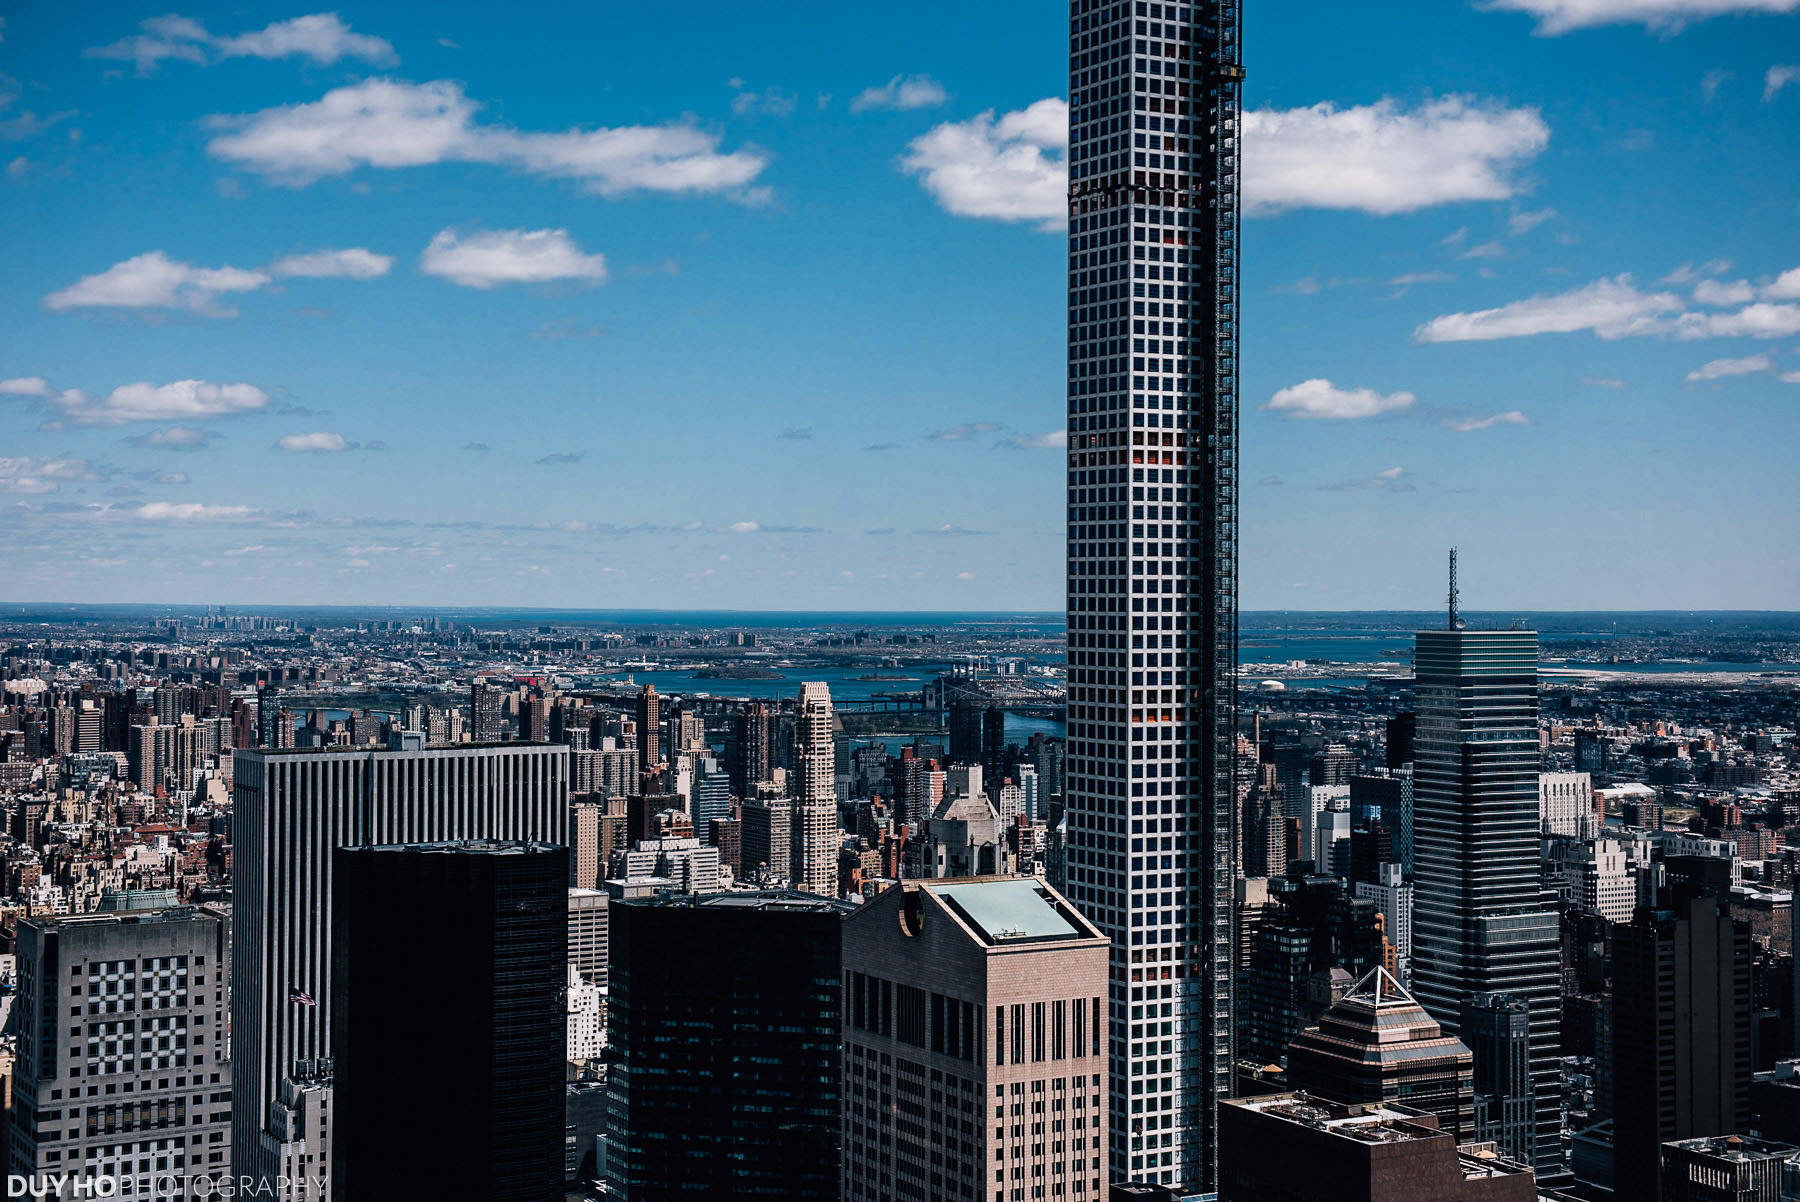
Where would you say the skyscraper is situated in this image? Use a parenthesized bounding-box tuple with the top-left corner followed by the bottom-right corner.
(1612, 894, 1752, 1202)
(231, 741, 569, 1194)
(1409, 568, 1562, 1177)
(331, 841, 567, 1202)
(1284, 966, 1474, 1141)
(634, 684, 661, 775)
(607, 891, 847, 1201)
(793, 681, 839, 896)
(472, 678, 506, 743)
(731, 701, 771, 797)
(1062, 0, 1243, 1188)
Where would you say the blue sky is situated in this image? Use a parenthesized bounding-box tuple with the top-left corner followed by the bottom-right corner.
(1, 0, 1796, 611)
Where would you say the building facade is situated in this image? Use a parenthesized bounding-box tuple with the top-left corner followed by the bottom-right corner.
(1409, 625, 1563, 1176)
(841, 877, 1110, 1202)
(10, 908, 233, 1194)
(1060, 0, 1244, 1187)
(1462, 992, 1536, 1171)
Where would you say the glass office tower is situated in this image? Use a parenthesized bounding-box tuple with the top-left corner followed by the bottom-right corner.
(1410, 626, 1563, 1177)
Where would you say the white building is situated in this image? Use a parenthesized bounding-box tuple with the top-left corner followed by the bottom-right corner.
(792, 682, 839, 897)
(1545, 836, 1639, 923)
(621, 837, 722, 895)
(566, 965, 605, 1063)
(1354, 863, 1414, 985)
(1540, 772, 1596, 838)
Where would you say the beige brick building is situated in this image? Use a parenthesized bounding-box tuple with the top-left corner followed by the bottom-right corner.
(842, 876, 1109, 1202)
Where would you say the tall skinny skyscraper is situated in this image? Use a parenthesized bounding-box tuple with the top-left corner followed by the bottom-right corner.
(793, 681, 839, 896)
(1062, 0, 1244, 1189)
(1410, 562, 1562, 1177)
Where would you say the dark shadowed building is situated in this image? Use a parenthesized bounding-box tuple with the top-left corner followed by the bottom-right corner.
(332, 840, 568, 1202)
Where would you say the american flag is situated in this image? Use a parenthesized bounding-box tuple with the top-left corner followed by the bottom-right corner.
(288, 984, 317, 1007)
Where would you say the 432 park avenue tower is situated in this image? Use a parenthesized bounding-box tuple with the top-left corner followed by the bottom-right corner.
(1061, 0, 1244, 1191)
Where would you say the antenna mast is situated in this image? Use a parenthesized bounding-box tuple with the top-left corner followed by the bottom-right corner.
(1448, 548, 1460, 631)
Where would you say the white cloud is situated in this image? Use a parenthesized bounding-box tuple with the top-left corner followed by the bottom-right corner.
(1418, 272, 1800, 344)
(276, 431, 353, 453)
(0, 457, 103, 494)
(1480, 0, 1800, 35)
(206, 78, 769, 199)
(901, 100, 1067, 229)
(1694, 278, 1756, 305)
(927, 422, 1005, 442)
(1414, 275, 1684, 342)
(268, 247, 393, 279)
(44, 251, 269, 315)
(4, 377, 269, 426)
(1685, 353, 1774, 380)
(87, 12, 394, 73)
(420, 228, 608, 289)
(43, 246, 390, 314)
(1442, 409, 1531, 431)
(1764, 267, 1800, 300)
(1781, 371, 1800, 383)
(1675, 303, 1800, 339)
(1006, 430, 1068, 449)
(1507, 207, 1558, 234)
(1663, 259, 1733, 284)
(1321, 466, 1414, 492)
(900, 100, 1065, 230)
(134, 501, 257, 522)
(1701, 69, 1735, 100)
(1392, 271, 1456, 286)
(730, 87, 797, 117)
(728, 521, 761, 533)
(1768, 65, 1800, 101)
(214, 14, 396, 65)
(0, 376, 54, 397)
(851, 75, 949, 113)
(1243, 97, 1550, 217)
(126, 427, 218, 450)
(1265, 379, 1417, 419)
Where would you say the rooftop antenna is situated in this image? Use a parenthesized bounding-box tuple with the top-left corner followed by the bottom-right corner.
(1448, 548, 1465, 631)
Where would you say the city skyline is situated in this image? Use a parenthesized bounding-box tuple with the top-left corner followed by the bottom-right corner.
(1, 1, 1796, 611)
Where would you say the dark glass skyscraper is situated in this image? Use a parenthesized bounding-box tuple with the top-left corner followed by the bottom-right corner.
(1410, 623, 1562, 1176)
(331, 840, 568, 1202)
(1062, 0, 1243, 1188)
(607, 891, 847, 1202)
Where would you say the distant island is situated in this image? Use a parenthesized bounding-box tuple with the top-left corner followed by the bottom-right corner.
(692, 666, 785, 680)
(854, 673, 918, 681)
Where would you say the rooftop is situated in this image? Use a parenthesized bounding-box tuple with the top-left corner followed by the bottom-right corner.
(1663, 1133, 1800, 1162)
(926, 877, 1098, 945)
(350, 839, 564, 856)
(624, 888, 854, 914)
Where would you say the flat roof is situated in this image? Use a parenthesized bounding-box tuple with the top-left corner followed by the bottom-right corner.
(930, 879, 1085, 944)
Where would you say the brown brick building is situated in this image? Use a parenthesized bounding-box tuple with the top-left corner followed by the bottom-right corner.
(1218, 1094, 1537, 1202)
(842, 876, 1109, 1202)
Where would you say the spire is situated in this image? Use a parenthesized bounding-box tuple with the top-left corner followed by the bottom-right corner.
(1448, 547, 1461, 631)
